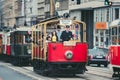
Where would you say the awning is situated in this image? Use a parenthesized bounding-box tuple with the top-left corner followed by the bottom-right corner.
(110, 19, 120, 27)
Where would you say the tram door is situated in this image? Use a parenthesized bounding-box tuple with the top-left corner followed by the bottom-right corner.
(32, 25, 43, 60)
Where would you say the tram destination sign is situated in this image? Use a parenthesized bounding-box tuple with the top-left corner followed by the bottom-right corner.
(60, 19, 72, 25)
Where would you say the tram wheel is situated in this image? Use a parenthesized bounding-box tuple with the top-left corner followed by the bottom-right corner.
(104, 64, 108, 67)
(97, 64, 100, 67)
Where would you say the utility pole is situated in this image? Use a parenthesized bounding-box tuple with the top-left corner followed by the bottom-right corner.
(22, 0, 27, 26)
(50, 0, 55, 17)
(0, 14, 3, 28)
(20, 0, 26, 26)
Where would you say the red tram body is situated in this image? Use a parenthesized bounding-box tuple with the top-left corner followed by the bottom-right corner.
(109, 19, 120, 78)
(2, 31, 11, 61)
(32, 18, 88, 75)
(47, 43, 88, 74)
(48, 43, 87, 63)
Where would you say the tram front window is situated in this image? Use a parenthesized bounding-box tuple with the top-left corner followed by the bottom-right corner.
(25, 35, 32, 43)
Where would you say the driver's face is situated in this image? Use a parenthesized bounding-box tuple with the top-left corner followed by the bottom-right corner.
(66, 28, 69, 31)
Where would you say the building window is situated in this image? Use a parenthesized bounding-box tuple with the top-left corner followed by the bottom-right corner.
(106, 8, 109, 22)
(101, 9, 102, 21)
(101, 37, 104, 42)
(115, 8, 119, 19)
(45, 0, 50, 4)
(27, 0, 32, 2)
(77, 0, 81, 4)
(105, 30, 109, 34)
(95, 30, 99, 34)
(100, 30, 104, 36)
(96, 36, 98, 42)
(30, 8, 32, 13)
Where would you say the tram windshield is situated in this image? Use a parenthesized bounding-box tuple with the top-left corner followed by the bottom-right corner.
(25, 34, 32, 43)
(110, 19, 120, 45)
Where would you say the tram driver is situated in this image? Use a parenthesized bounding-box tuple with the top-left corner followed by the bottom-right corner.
(60, 25, 73, 42)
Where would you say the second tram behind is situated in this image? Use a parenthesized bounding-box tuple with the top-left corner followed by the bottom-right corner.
(32, 17, 88, 75)
(2, 27, 32, 66)
(109, 19, 120, 78)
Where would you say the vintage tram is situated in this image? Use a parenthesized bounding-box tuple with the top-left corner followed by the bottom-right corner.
(1, 27, 32, 66)
(2, 29, 11, 62)
(109, 19, 120, 78)
(31, 17, 88, 75)
(10, 27, 32, 66)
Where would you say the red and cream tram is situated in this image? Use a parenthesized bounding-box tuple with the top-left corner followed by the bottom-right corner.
(32, 17, 88, 76)
(2, 30, 11, 62)
(109, 19, 120, 78)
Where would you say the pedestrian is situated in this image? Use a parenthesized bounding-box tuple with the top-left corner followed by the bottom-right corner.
(60, 25, 73, 42)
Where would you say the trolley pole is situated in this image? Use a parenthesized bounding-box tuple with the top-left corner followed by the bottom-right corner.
(50, 0, 55, 17)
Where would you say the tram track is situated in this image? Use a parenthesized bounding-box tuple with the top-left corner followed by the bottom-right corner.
(0, 62, 113, 80)
(86, 66, 112, 79)
(87, 66, 112, 74)
(23, 66, 112, 80)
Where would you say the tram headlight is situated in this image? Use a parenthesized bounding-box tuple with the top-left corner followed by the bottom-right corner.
(27, 49, 32, 54)
(65, 51, 73, 60)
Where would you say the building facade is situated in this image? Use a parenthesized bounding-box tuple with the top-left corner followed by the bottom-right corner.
(1, 0, 16, 27)
(37, 0, 45, 21)
(45, 0, 69, 18)
(69, 0, 120, 48)
(94, 2, 120, 48)
(0, 0, 26, 27)
(0, 0, 120, 49)
(0, 0, 4, 27)
(25, 0, 38, 26)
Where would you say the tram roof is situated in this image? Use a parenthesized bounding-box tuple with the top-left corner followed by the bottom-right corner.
(38, 17, 85, 25)
(40, 17, 58, 23)
(110, 19, 120, 27)
(15, 26, 32, 31)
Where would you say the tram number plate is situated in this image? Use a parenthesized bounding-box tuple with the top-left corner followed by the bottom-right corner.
(96, 56, 103, 58)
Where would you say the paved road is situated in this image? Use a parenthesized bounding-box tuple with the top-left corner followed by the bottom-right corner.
(0, 63, 33, 80)
(0, 62, 118, 80)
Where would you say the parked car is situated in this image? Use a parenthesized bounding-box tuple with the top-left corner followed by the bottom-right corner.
(87, 48, 109, 67)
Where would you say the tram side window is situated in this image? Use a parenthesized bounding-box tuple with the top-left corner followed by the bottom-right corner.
(112, 27, 117, 35)
(25, 34, 32, 43)
(15, 34, 23, 44)
(119, 27, 120, 44)
(32, 31, 42, 45)
(69, 24, 80, 40)
(32, 32, 36, 44)
(112, 27, 117, 45)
